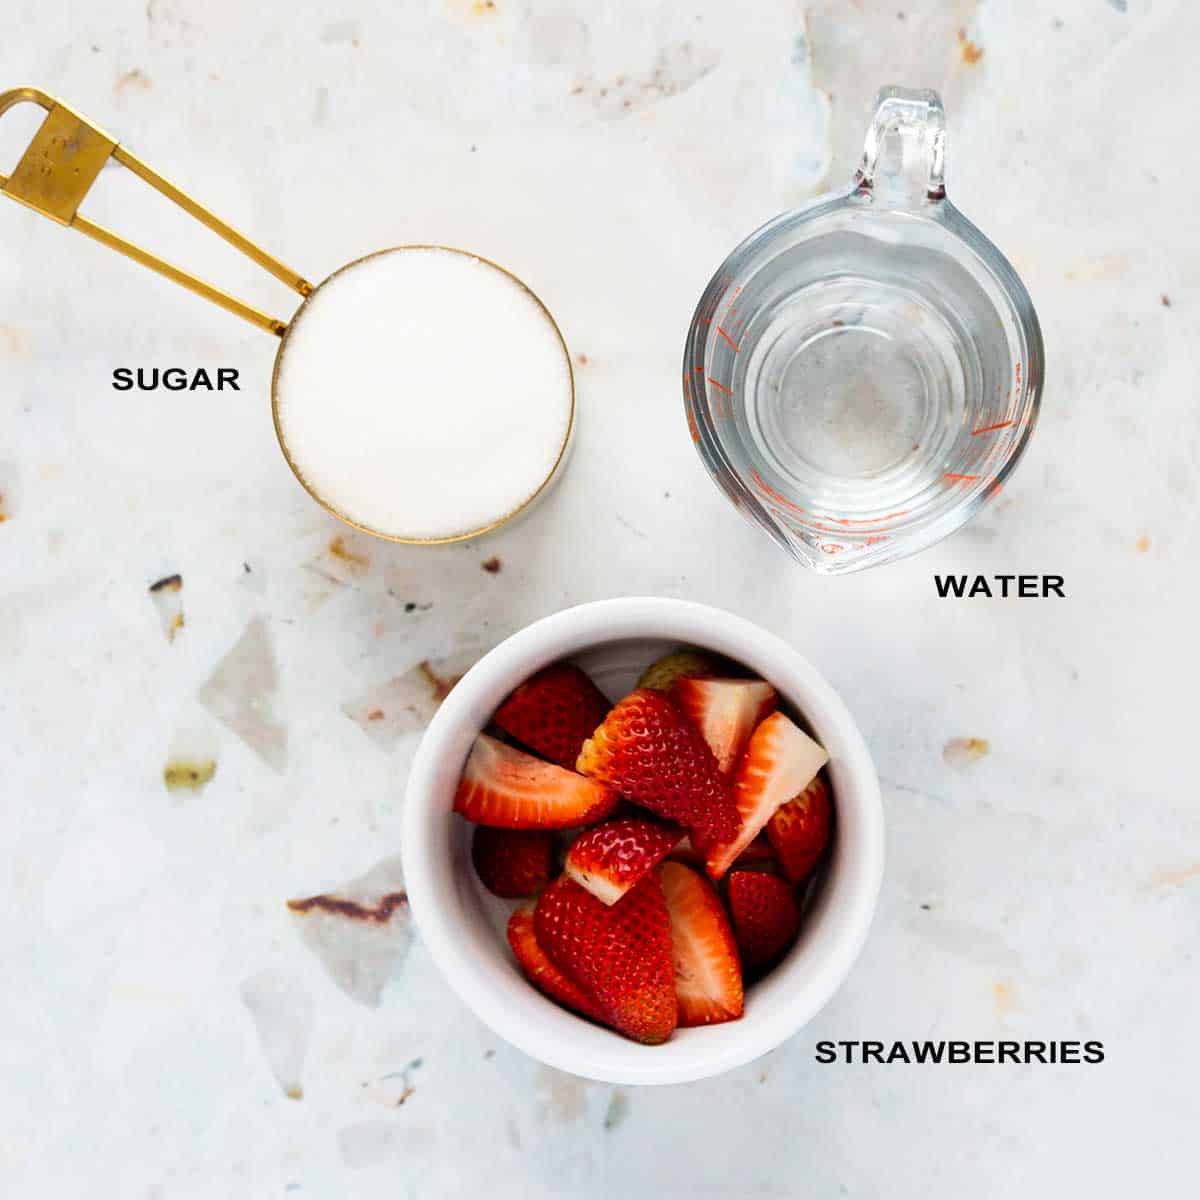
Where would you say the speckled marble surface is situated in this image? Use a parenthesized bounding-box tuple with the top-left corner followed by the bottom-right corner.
(1, 1, 1196, 1196)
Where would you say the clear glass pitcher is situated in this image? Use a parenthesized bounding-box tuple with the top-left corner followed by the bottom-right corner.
(683, 86, 1044, 574)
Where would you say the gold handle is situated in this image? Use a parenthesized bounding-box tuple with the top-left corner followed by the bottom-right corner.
(0, 87, 311, 336)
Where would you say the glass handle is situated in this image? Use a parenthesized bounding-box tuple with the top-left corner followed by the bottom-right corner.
(854, 86, 946, 206)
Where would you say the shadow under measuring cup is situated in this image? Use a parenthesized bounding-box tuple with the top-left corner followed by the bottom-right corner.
(683, 86, 1044, 574)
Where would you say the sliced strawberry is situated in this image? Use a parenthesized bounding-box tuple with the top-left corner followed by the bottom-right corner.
(534, 874, 677, 1044)
(471, 826, 554, 898)
(564, 818, 682, 906)
(507, 906, 603, 1021)
(455, 734, 618, 829)
(493, 663, 611, 769)
(732, 834, 776, 871)
(659, 861, 743, 1026)
(576, 689, 738, 844)
(637, 648, 720, 692)
(666, 833, 701, 865)
(667, 832, 772, 868)
(671, 677, 777, 776)
(766, 774, 832, 884)
(703, 713, 828, 879)
(727, 871, 801, 971)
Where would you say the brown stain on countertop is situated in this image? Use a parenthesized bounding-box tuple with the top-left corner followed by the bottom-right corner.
(993, 980, 1016, 1018)
(1135, 535, 1151, 552)
(569, 42, 719, 118)
(163, 757, 216, 791)
(342, 650, 479, 748)
(148, 573, 185, 642)
(446, 0, 497, 19)
(481, 555, 502, 574)
(418, 659, 461, 702)
(287, 891, 408, 923)
(943, 737, 990, 767)
(958, 29, 984, 63)
(115, 68, 153, 96)
(1145, 863, 1200, 890)
(286, 856, 412, 1008)
(361, 1060, 423, 1108)
(328, 535, 370, 571)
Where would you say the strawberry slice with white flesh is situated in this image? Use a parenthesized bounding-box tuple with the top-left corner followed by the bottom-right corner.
(704, 713, 828, 879)
(659, 861, 743, 1026)
(454, 734, 619, 829)
(670, 677, 777, 776)
(564, 818, 683, 906)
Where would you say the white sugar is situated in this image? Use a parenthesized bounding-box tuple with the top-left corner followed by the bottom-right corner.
(275, 247, 572, 540)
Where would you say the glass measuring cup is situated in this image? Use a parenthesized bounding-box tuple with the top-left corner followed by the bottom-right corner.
(683, 87, 1044, 574)
(0, 86, 574, 545)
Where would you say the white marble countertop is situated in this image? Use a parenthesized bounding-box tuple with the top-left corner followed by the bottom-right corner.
(2, 1, 1196, 1195)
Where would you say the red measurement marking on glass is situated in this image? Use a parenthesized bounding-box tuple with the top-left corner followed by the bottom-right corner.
(944, 472, 980, 482)
(827, 511, 910, 525)
(751, 473, 900, 542)
(787, 515, 837, 532)
(971, 419, 1014, 436)
(750, 468, 805, 514)
(723, 304, 748, 334)
(716, 325, 741, 351)
(751, 470, 907, 537)
(707, 376, 732, 395)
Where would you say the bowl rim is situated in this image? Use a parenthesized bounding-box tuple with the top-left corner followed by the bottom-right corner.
(401, 596, 884, 1085)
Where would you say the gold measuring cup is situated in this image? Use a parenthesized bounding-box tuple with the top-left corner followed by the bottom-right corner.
(0, 86, 575, 544)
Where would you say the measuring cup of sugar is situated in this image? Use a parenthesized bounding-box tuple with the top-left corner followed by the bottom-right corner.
(0, 87, 573, 544)
(684, 86, 1044, 574)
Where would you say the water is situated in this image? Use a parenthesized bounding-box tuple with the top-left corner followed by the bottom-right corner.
(709, 224, 1013, 524)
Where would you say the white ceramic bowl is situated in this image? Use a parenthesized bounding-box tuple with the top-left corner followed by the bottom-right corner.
(402, 597, 884, 1085)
